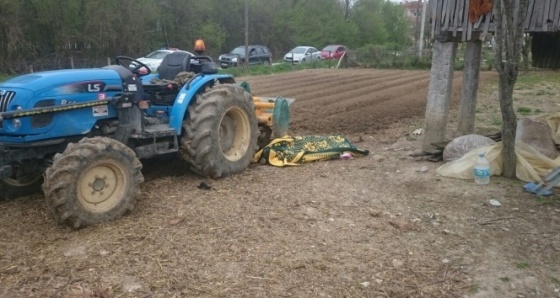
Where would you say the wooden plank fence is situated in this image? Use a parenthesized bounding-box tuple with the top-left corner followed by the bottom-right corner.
(430, 0, 560, 41)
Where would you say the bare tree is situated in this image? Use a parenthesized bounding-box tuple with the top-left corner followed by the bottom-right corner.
(338, 0, 355, 21)
(521, 33, 532, 75)
(493, 0, 529, 178)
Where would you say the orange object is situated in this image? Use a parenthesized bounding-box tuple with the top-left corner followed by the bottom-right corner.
(253, 97, 275, 127)
(194, 39, 206, 52)
(469, 0, 493, 23)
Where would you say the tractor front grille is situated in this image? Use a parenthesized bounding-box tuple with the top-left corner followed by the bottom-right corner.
(0, 91, 16, 112)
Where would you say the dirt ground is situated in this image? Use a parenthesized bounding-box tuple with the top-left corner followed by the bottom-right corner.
(1, 68, 559, 298)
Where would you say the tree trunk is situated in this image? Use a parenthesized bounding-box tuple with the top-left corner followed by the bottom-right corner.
(493, 0, 529, 179)
(498, 65, 518, 178)
(521, 34, 531, 74)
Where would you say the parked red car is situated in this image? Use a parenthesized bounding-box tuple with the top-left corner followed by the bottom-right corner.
(320, 45, 347, 60)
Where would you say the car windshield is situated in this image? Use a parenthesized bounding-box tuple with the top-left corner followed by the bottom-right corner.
(290, 47, 307, 54)
(230, 47, 247, 55)
(322, 45, 338, 51)
(145, 50, 170, 59)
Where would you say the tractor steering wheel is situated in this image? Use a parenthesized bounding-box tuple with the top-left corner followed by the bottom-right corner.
(115, 56, 152, 77)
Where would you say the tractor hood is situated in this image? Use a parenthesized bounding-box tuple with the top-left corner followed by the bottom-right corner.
(0, 69, 124, 93)
(0, 67, 132, 138)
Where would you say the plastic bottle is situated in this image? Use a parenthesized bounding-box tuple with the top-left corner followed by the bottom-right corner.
(474, 153, 490, 185)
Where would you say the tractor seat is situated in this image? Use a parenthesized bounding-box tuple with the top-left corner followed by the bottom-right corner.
(157, 51, 192, 81)
(142, 52, 193, 105)
(142, 83, 180, 106)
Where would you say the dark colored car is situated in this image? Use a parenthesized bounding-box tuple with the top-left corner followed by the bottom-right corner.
(219, 45, 272, 68)
(320, 45, 347, 60)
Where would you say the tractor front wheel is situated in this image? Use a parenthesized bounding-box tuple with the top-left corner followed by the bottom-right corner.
(181, 85, 259, 178)
(43, 137, 144, 228)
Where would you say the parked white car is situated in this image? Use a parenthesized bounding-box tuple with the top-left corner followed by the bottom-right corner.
(133, 48, 194, 72)
(283, 46, 320, 64)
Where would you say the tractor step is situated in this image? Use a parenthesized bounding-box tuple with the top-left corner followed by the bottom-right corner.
(131, 124, 179, 159)
(131, 124, 176, 139)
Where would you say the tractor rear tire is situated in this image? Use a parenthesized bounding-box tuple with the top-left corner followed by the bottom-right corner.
(43, 137, 144, 228)
(181, 84, 259, 178)
(0, 162, 43, 200)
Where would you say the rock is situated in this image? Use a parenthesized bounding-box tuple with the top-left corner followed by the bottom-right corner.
(368, 209, 382, 217)
(489, 199, 501, 207)
(516, 117, 558, 159)
(392, 259, 404, 267)
(360, 281, 370, 288)
(416, 166, 428, 172)
(442, 258, 450, 264)
(389, 219, 408, 229)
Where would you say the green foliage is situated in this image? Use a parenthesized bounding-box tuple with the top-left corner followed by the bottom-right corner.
(354, 44, 430, 70)
(0, 0, 415, 73)
(219, 60, 332, 77)
(469, 284, 480, 293)
(0, 74, 11, 82)
(353, 0, 388, 45)
(517, 106, 532, 115)
(199, 23, 228, 58)
(515, 262, 530, 269)
(454, 59, 465, 71)
(491, 117, 502, 126)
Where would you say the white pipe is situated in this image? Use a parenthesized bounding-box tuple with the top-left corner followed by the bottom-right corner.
(418, 0, 428, 57)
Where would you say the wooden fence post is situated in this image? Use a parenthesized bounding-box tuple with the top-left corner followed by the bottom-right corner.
(70, 57, 75, 69)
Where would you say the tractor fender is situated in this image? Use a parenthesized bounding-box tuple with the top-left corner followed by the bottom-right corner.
(168, 74, 235, 134)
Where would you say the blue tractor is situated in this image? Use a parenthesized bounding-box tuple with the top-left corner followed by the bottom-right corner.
(0, 52, 290, 228)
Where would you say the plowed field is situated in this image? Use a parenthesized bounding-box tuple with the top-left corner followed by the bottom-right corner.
(240, 69, 493, 136)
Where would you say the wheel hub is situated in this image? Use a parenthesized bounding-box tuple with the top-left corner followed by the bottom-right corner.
(91, 176, 107, 192)
(78, 162, 125, 213)
(219, 107, 251, 162)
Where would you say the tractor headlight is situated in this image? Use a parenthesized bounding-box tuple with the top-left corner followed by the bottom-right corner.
(11, 106, 22, 130)
(12, 119, 21, 129)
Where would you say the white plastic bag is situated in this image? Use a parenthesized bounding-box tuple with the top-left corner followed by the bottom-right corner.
(443, 134, 496, 162)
